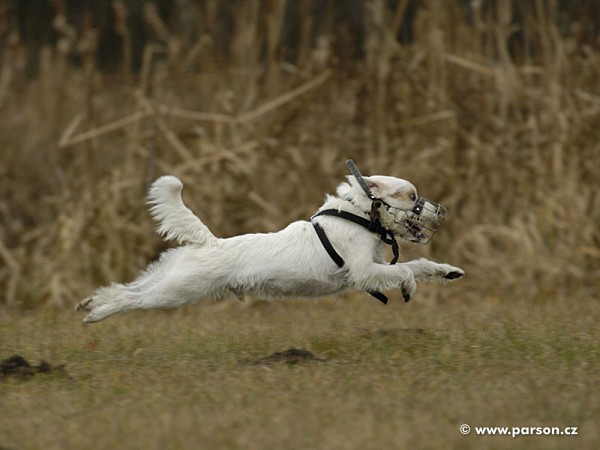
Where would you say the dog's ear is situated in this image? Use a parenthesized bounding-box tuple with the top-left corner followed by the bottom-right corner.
(364, 177, 385, 198)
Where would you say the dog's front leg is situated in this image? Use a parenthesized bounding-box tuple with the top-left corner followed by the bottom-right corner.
(401, 258, 464, 283)
(347, 263, 417, 301)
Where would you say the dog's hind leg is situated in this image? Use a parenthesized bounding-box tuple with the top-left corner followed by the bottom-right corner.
(76, 284, 135, 323)
(77, 279, 195, 323)
(76, 247, 225, 322)
(76, 248, 190, 323)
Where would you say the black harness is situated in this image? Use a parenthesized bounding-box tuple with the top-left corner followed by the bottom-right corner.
(311, 208, 400, 305)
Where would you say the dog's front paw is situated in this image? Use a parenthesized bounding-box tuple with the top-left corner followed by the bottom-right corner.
(442, 265, 465, 281)
(401, 270, 417, 302)
(444, 270, 464, 280)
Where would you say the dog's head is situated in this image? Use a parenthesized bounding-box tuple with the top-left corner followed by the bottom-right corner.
(338, 175, 447, 244)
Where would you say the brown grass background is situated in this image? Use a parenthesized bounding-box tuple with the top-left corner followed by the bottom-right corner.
(1, 0, 599, 310)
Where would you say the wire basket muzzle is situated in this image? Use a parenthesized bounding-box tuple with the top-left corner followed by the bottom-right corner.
(395, 198, 448, 244)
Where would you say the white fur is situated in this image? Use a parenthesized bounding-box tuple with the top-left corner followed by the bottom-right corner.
(76, 174, 464, 322)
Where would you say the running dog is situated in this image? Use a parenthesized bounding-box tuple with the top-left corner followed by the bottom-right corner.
(76, 161, 464, 322)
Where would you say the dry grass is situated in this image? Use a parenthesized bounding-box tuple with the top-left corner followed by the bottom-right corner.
(1, 295, 599, 449)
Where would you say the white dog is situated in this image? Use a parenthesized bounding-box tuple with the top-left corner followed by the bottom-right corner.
(76, 162, 464, 323)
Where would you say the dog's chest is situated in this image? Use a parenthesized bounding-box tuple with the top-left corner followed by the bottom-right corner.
(246, 276, 346, 297)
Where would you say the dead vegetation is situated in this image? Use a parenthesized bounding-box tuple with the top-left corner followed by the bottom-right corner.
(0, 1, 599, 310)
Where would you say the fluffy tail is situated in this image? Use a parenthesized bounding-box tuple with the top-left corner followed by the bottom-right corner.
(148, 176, 217, 246)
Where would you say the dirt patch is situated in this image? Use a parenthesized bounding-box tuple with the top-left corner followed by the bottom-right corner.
(0, 355, 67, 380)
(244, 348, 326, 366)
(360, 327, 429, 339)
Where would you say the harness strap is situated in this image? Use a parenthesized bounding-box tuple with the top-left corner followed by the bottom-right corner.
(312, 210, 403, 305)
(313, 209, 399, 264)
(312, 222, 345, 268)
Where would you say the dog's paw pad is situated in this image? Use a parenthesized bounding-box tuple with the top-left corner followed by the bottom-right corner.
(401, 279, 416, 302)
(76, 297, 93, 312)
(402, 288, 412, 303)
(444, 271, 464, 280)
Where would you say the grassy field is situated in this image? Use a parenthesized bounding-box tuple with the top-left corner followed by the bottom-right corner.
(1, 293, 598, 449)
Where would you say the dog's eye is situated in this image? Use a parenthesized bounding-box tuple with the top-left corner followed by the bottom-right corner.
(410, 193, 417, 202)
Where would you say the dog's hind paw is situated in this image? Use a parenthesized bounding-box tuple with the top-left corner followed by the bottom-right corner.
(75, 298, 117, 323)
(75, 297, 94, 312)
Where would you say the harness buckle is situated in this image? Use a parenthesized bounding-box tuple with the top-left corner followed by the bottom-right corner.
(370, 200, 382, 222)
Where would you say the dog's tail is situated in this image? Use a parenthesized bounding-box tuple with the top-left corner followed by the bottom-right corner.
(148, 176, 218, 246)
